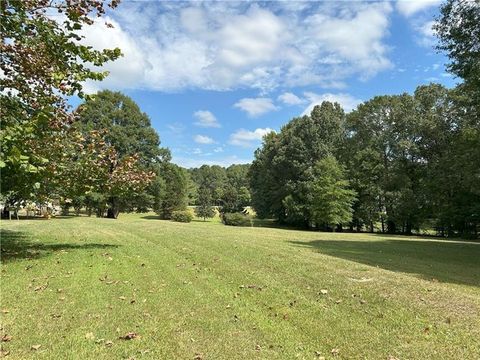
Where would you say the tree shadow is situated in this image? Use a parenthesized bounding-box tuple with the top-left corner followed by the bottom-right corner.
(1, 215, 79, 221)
(140, 215, 161, 220)
(289, 238, 480, 287)
(0, 229, 119, 263)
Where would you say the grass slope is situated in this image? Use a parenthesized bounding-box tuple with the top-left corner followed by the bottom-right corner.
(1, 213, 479, 359)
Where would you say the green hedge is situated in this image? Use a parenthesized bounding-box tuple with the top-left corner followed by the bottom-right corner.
(222, 212, 252, 226)
(171, 210, 193, 223)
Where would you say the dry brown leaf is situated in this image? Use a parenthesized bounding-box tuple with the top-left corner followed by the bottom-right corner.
(119, 296, 126, 300)
(1, 335, 12, 342)
(0, 349, 10, 357)
(105, 340, 113, 347)
(319, 289, 328, 295)
(331, 348, 340, 356)
(31, 344, 41, 351)
(193, 353, 203, 360)
(119, 332, 138, 340)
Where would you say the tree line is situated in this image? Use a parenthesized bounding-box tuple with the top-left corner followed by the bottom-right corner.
(249, 83, 479, 237)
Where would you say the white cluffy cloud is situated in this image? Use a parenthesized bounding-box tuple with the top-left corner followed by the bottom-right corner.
(229, 128, 274, 147)
(80, 2, 394, 93)
(396, 0, 441, 17)
(193, 110, 221, 128)
(234, 97, 278, 117)
(194, 134, 215, 144)
(277, 92, 305, 105)
(301, 92, 362, 115)
(414, 20, 438, 47)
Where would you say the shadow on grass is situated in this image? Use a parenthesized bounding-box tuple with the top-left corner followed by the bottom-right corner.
(1, 215, 79, 221)
(289, 238, 480, 287)
(140, 215, 161, 220)
(0, 229, 118, 263)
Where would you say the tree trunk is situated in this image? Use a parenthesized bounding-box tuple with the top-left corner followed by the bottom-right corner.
(2, 208, 10, 219)
(405, 220, 412, 235)
(106, 197, 120, 219)
(106, 207, 119, 219)
(387, 220, 396, 234)
(369, 222, 374, 233)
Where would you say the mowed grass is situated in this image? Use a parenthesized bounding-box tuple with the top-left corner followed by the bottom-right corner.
(1, 214, 479, 359)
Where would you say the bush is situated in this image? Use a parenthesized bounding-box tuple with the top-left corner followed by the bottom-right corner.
(171, 210, 193, 223)
(222, 212, 252, 226)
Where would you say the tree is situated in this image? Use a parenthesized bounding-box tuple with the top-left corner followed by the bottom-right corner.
(250, 102, 346, 227)
(76, 91, 169, 164)
(435, 0, 480, 104)
(189, 165, 227, 205)
(153, 163, 189, 219)
(76, 90, 170, 217)
(308, 156, 356, 231)
(1, 0, 122, 202)
(195, 185, 215, 221)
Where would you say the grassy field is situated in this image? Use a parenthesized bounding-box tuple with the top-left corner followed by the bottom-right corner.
(1, 213, 479, 359)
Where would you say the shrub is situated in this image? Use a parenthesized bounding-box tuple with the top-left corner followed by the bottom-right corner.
(222, 212, 252, 226)
(171, 210, 193, 223)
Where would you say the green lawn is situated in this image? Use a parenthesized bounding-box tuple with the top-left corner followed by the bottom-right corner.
(1, 213, 479, 359)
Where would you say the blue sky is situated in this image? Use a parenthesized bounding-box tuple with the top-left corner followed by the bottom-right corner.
(78, 0, 457, 168)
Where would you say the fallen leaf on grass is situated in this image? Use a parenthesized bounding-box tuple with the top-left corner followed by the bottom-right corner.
(34, 283, 48, 291)
(0, 349, 10, 357)
(335, 299, 342, 304)
(31, 345, 41, 351)
(105, 341, 113, 347)
(319, 289, 328, 295)
(1, 335, 12, 342)
(119, 296, 126, 300)
(193, 353, 203, 360)
(0, 310, 8, 314)
(119, 332, 139, 340)
(331, 348, 340, 356)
